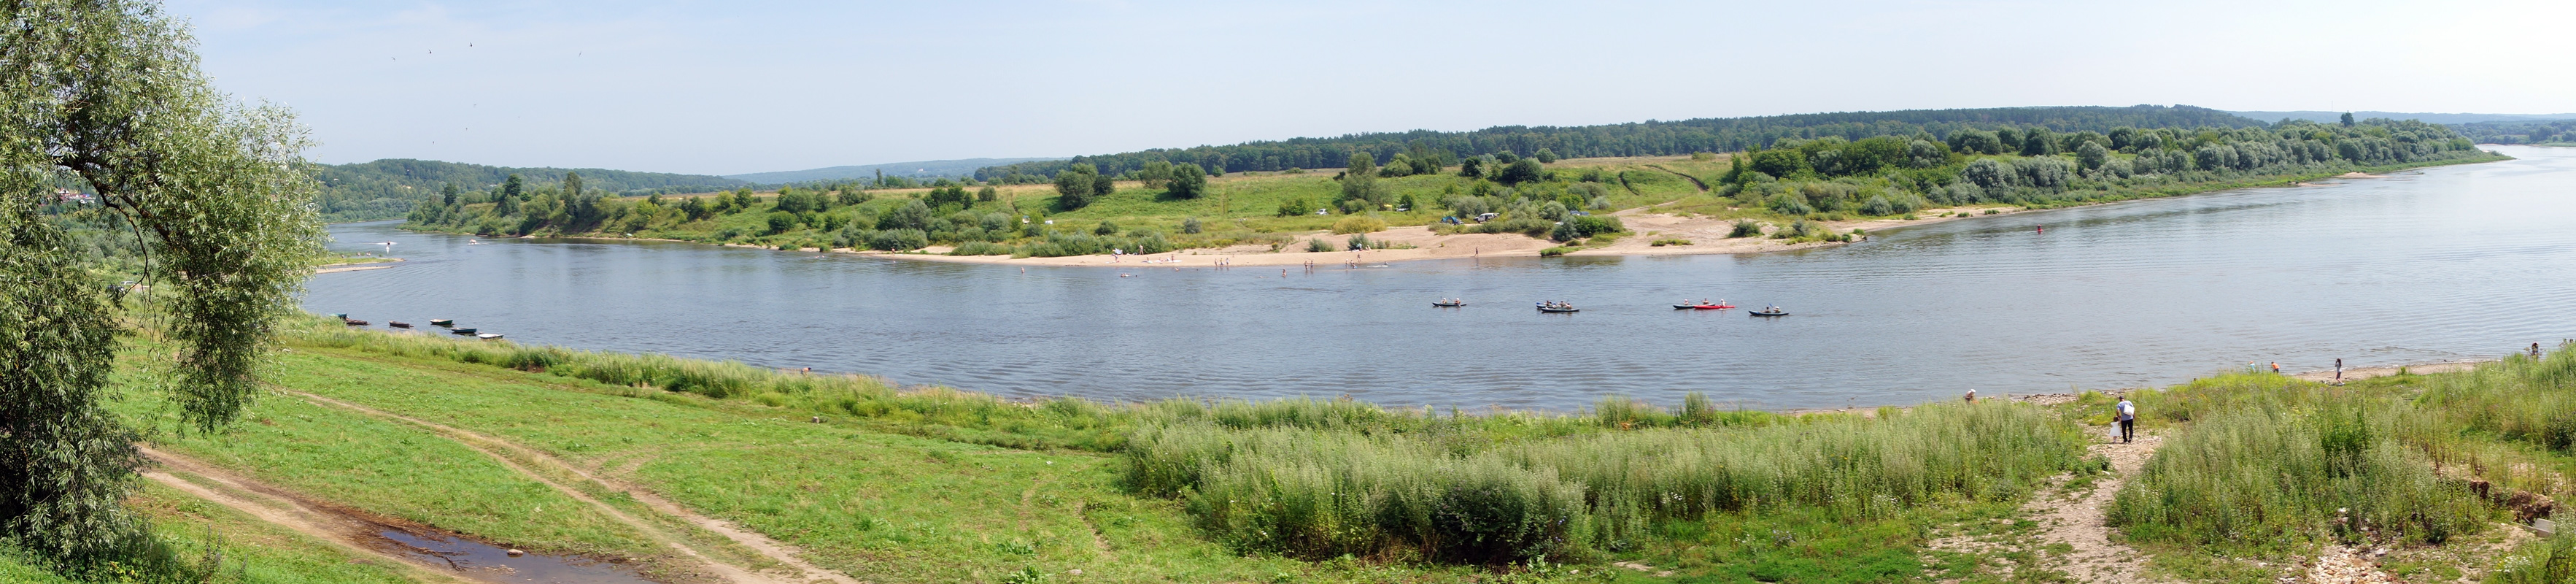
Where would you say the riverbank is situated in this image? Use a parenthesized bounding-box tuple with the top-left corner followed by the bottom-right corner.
(313, 257, 403, 274)
(88, 320, 2565, 584)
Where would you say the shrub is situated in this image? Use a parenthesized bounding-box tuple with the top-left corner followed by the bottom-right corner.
(1345, 234, 1369, 250)
(1304, 238, 1334, 253)
(1728, 219, 1763, 238)
(866, 228, 928, 251)
(2491, 533, 2576, 584)
(1649, 238, 1692, 247)
(1537, 246, 1575, 257)
(765, 212, 797, 234)
(1094, 220, 1118, 236)
(948, 241, 1014, 256)
(1180, 217, 1202, 234)
(1276, 199, 1309, 217)
(1330, 215, 1386, 234)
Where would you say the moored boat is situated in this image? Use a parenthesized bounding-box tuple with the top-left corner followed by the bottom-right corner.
(476, 333, 504, 340)
(341, 319, 368, 326)
(449, 328, 478, 334)
(429, 318, 455, 327)
(388, 321, 412, 328)
(1433, 301, 1465, 307)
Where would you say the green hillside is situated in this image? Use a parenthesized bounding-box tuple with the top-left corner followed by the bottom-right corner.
(724, 157, 1062, 183)
(312, 159, 749, 223)
(972, 105, 2265, 181)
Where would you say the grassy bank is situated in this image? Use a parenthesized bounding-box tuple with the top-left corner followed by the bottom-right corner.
(49, 318, 2568, 583)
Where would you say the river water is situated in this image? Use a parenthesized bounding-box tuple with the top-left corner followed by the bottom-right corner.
(306, 146, 2576, 411)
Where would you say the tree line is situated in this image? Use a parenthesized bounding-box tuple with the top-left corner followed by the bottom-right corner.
(310, 158, 748, 223)
(972, 105, 2265, 180)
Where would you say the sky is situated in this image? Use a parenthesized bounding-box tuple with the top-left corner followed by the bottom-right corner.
(169, 0, 2576, 176)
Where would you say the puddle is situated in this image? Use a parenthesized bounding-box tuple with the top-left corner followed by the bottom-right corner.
(368, 528, 658, 584)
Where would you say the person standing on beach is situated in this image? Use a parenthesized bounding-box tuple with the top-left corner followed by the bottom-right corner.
(2334, 358, 2343, 385)
(2270, 361, 2281, 374)
(2115, 397, 2137, 443)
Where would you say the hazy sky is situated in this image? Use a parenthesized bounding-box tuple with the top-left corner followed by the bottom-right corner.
(168, 0, 2576, 176)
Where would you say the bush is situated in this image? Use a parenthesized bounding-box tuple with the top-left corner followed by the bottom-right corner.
(1094, 220, 1119, 236)
(1304, 238, 1334, 253)
(1276, 199, 1309, 217)
(1180, 217, 1202, 234)
(1550, 215, 1624, 242)
(1345, 234, 1369, 250)
(1649, 238, 1692, 247)
(948, 241, 1014, 256)
(1537, 246, 1575, 257)
(765, 212, 797, 234)
(866, 228, 928, 251)
(1330, 215, 1386, 234)
(1728, 219, 1763, 238)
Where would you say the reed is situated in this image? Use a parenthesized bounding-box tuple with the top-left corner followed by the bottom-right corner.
(1124, 401, 2081, 562)
(2107, 398, 2491, 553)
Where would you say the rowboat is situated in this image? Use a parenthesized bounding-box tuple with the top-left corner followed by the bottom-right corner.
(429, 318, 455, 327)
(341, 319, 368, 326)
(1748, 309, 1787, 317)
(388, 321, 412, 328)
(1433, 301, 1465, 307)
(476, 333, 505, 340)
(1537, 306, 1579, 313)
(448, 328, 479, 334)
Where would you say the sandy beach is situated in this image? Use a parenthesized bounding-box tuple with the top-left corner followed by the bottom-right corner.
(313, 258, 403, 274)
(849, 205, 2030, 268)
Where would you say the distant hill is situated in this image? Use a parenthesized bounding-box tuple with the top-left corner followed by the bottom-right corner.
(2229, 110, 2576, 124)
(312, 159, 748, 223)
(724, 158, 1061, 184)
(975, 104, 2266, 180)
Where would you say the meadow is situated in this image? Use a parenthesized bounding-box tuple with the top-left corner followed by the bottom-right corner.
(27, 317, 2571, 583)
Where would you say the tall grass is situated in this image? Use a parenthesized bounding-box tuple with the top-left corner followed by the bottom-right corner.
(2413, 343, 2576, 451)
(2108, 399, 2491, 553)
(2490, 532, 2576, 584)
(1124, 402, 2081, 563)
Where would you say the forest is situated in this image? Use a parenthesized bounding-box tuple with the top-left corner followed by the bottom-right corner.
(2452, 119, 2576, 145)
(970, 105, 2266, 181)
(307, 159, 746, 223)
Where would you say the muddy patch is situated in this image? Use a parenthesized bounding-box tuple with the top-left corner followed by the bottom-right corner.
(368, 528, 654, 584)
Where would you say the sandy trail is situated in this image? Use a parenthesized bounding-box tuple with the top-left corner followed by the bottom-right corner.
(283, 390, 859, 584)
(2026, 431, 2168, 583)
(138, 446, 481, 584)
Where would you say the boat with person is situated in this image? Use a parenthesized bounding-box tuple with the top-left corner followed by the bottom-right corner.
(1536, 301, 1579, 313)
(1433, 299, 1465, 307)
(1748, 306, 1787, 317)
(1673, 299, 1736, 310)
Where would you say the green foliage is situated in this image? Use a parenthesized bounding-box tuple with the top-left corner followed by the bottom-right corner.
(1304, 238, 1334, 253)
(976, 105, 2262, 180)
(4, 0, 326, 569)
(1094, 220, 1119, 236)
(1495, 159, 1544, 185)
(1180, 217, 1202, 234)
(1166, 163, 1208, 199)
(1053, 164, 1100, 210)
(1329, 215, 1385, 234)
(1123, 402, 2077, 563)
(2490, 532, 2576, 584)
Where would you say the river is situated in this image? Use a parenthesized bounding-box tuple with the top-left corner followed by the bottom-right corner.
(306, 145, 2576, 411)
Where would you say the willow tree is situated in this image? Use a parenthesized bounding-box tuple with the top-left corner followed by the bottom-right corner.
(3, 0, 322, 568)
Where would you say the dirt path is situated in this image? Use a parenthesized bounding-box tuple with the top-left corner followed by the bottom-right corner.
(284, 390, 859, 584)
(138, 446, 481, 584)
(2027, 431, 2167, 583)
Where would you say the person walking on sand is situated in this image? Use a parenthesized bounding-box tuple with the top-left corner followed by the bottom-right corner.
(2116, 396, 2137, 444)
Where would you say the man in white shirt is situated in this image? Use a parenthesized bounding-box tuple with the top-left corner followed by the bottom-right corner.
(2115, 397, 2137, 444)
